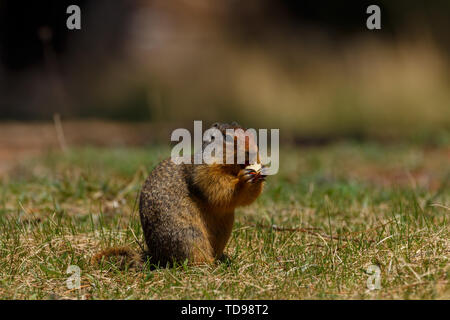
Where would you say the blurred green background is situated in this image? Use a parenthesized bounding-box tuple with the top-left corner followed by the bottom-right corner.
(0, 0, 449, 142)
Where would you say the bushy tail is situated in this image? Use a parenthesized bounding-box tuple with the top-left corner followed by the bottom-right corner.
(91, 246, 144, 270)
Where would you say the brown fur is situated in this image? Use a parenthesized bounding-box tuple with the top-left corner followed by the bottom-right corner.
(91, 247, 144, 269)
(93, 122, 265, 267)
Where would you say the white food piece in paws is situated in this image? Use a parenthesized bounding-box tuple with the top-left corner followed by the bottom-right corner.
(245, 162, 262, 172)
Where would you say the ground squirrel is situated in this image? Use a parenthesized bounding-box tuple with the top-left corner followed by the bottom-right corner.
(93, 122, 265, 267)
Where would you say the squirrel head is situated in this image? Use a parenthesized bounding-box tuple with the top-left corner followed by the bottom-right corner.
(203, 122, 260, 174)
(193, 122, 265, 209)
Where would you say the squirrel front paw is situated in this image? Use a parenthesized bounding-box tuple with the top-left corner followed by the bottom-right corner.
(238, 168, 266, 184)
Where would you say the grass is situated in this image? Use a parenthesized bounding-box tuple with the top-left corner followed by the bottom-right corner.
(0, 142, 448, 299)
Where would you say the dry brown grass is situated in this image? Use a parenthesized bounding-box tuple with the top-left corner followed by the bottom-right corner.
(0, 143, 448, 299)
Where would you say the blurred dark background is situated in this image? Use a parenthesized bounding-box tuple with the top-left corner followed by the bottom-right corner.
(0, 0, 449, 141)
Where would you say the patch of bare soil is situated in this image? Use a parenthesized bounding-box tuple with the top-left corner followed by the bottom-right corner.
(348, 148, 450, 190)
(0, 120, 175, 175)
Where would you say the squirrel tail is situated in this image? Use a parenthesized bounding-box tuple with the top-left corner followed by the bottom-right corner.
(91, 246, 144, 270)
